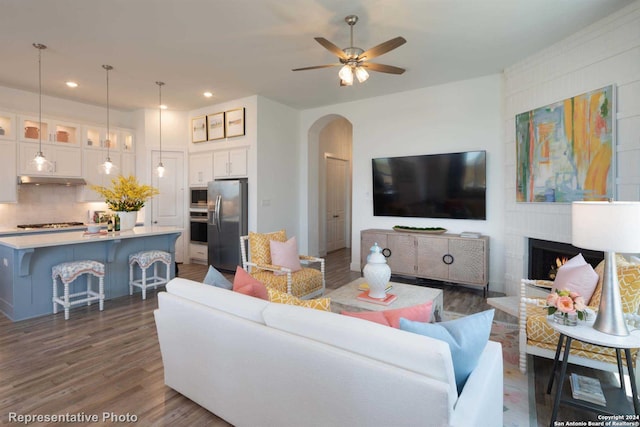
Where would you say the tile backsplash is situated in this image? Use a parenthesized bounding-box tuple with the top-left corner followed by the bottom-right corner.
(0, 185, 106, 227)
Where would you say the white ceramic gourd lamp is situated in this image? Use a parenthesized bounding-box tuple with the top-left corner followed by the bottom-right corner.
(363, 242, 391, 299)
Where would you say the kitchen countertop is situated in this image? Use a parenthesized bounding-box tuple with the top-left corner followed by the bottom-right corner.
(0, 226, 183, 250)
(0, 225, 89, 236)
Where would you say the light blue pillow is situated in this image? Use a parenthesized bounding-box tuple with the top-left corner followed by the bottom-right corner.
(203, 265, 233, 290)
(399, 309, 494, 394)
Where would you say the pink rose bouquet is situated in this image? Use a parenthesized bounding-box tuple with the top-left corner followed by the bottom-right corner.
(545, 288, 588, 321)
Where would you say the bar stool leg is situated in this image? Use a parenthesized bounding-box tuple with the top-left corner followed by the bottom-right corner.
(99, 275, 104, 311)
(87, 275, 92, 306)
(129, 262, 134, 295)
(53, 277, 58, 314)
(153, 262, 159, 292)
(142, 266, 147, 300)
(64, 281, 70, 320)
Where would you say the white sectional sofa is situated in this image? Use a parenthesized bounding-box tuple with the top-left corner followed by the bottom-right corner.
(154, 278, 503, 427)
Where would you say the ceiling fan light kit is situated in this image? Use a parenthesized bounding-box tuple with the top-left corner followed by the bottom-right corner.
(292, 15, 406, 86)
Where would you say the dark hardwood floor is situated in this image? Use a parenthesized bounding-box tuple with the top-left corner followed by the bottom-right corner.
(0, 248, 600, 426)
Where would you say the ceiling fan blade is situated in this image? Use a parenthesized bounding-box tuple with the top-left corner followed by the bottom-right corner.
(361, 62, 405, 74)
(314, 37, 348, 60)
(292, 64, 340, 71)
(359, 36, 406, 61)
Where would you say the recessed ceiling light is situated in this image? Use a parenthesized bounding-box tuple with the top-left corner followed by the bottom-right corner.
(66, 81, 78, 88)
(159, 104, 168, 110)
(203, 91, 213, 98)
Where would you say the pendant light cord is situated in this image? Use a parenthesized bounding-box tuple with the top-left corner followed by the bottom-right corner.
(38, 46, 42, 150)
(33, 43, 47, 153)
(156, 81, 165, 168)
(102, 65, 113, 160)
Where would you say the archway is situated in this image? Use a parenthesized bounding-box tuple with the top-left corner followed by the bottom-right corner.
(306, 114, 353, 258)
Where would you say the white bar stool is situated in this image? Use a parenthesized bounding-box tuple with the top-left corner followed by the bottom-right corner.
(52, 260, 105, 320)
(129, 250, 171, 300)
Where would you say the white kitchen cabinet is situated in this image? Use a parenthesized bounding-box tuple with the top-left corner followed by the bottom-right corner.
(19, 142, 82, 177)
(0, 111, 16, 142)
(121, 130, 134, 153)
(213, 148, 247, 178)
(83, 125, 120, 151)
(121, 153, 135, 177)
(0, 141, 17, 202)
(189, 152, 213, 187)
(19, 115, 80, 145)
(190, 243, 207, 264)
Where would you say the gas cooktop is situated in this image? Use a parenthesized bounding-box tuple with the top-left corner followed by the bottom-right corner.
(17, 222, 85, 229)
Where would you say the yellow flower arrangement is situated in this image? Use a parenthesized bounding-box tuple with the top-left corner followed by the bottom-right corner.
(91, 175, 159, 212)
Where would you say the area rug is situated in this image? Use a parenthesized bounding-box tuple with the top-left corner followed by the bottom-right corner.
(444, 312, 536, 426)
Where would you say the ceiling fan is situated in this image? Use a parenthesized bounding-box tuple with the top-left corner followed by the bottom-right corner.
(292, 15, 406, 86)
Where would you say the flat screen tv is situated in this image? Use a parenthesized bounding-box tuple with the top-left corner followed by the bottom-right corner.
(372, 150, 486, 220)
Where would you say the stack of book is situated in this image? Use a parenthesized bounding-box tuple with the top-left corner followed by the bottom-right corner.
(569, 373, 606, 406)
(358, 282, 393, 292)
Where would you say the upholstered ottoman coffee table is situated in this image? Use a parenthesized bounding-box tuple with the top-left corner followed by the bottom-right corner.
(326, 277, 443, 321)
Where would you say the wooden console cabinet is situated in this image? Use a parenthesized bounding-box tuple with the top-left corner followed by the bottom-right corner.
(361, 229, 490, 294)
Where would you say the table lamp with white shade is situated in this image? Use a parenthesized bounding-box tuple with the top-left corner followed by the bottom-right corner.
(572, 201, 640, 336)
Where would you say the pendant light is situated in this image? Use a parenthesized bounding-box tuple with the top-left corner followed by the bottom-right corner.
(30, 43, 53, 173)
(100, 64, 118, 175)
(155, 81, 165, 178)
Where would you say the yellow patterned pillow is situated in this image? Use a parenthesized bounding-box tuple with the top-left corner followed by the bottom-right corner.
(249, 230, 287, 267)
(267, 287, 331, 311)
(589, 256, 636, 310)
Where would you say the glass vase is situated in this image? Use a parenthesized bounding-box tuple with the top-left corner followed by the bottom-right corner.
(553, 311, 577, 326)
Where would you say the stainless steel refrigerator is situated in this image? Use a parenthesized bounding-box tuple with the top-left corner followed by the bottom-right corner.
(207, 178, 248, 272)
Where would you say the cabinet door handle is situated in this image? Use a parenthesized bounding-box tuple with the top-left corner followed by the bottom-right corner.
(381, 248, 392, 258)
(442, 254, 454, 265)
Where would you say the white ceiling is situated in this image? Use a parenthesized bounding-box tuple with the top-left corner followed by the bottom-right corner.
(0, 0, 633, 112)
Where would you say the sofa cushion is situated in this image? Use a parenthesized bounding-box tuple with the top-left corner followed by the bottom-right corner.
(249, 230, 287, 268)
(270, 236, 302, 275)
(267, 287, 331, 311)
(341, 310, 390, 326)
(203, 265, 233, 290)
(262, 302, 459, 405)
(165, 278, 268, 323)
(341, 301, 433, 328)
(233, 267, 269, 300)
(400, 309, 494, 394)
(552, 254, 598, 302)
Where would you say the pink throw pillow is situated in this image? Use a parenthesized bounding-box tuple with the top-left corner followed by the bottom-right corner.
(270, 237, 302, 276)
(552, 254, 598, 302)
(341, 310, 390, 326)
(341, 301, 433, 329)
(383, 301, 433, 328)
(232, 266, 269, 300)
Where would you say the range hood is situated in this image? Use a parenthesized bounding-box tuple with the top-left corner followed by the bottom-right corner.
(17, 176, 87, 186)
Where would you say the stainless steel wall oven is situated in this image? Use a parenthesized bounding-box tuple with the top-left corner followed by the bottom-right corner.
(189, 210, 207, 244)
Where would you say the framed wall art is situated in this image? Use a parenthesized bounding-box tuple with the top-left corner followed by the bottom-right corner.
(225, 108, 245, 138)
(191, 116, 207, 143)
(515, 85, 614, 203)
(207, 112, 225, 140)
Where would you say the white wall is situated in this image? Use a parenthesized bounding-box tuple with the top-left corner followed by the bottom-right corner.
(299, 74, 505, 292)
(503, 1, 640, 296)
(256, 96, 300, 236)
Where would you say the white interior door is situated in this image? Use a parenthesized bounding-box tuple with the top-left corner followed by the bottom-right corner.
(326, 157, 348, 252)
(151, 150, 185, 263)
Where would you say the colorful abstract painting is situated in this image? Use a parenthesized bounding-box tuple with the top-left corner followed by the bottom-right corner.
(515, 85, 614, 203)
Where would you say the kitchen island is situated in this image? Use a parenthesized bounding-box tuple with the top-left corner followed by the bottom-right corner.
(0, 226, 182, 321)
